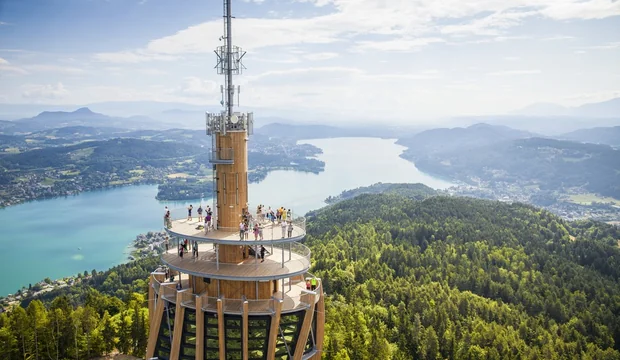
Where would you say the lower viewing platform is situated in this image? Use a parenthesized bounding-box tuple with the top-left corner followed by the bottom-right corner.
(161, 242, 311, 280)
(152, 273, 321, 315)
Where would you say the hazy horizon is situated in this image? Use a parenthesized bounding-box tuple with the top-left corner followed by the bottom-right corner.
(1, 0, 619, 123)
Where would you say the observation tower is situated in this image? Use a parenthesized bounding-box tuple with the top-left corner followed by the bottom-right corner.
(145, 1, 325, 359)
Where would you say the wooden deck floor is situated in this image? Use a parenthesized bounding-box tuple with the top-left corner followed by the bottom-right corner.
(161, 246, 310, 280)
(166, 218, 305, 244)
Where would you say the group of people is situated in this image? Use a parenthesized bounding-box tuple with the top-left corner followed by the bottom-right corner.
(178, 238, 199, 258)
(256, 205, 293, 224)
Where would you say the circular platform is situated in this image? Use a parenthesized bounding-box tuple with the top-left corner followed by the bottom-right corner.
(160, 243, 311, 281)
(164, 216, 306, 245)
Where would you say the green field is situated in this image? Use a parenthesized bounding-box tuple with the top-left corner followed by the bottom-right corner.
(568, 193, 620, 206)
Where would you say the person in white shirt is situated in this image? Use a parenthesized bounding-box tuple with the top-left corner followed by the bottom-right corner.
(239, 222, 245, 240)
(281, 220, 287, 238)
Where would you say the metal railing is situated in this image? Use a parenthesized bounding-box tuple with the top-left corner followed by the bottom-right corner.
(164, 206, 307, 242)
(162, 241, 311, 272)
(152, 280, 322, 315)
(208, 148, 234, 163)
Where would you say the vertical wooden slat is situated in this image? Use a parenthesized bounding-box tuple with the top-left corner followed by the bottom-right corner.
(242, 301, 249, 360)
(145, 291, 165, 359)
(170, 291, 187, 360)
(312, 282, 325, 359)
(293, 292, 316, 360)
(195, 295, 205, 360)
(148, 275, 155, 329)
(266, 299, 283, 360)
(217, 299, 226, 360)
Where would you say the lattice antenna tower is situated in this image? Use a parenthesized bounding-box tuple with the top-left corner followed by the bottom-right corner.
(215, 0, 246, 118)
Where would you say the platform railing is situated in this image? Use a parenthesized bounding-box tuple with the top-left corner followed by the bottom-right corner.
(163, 241, 311, 272)
(208, 148, 234, 163)
(165, 207, 306, 234)
(156, 280, 322, 314)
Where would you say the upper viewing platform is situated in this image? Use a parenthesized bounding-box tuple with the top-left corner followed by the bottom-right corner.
(164, 207, 307, 245)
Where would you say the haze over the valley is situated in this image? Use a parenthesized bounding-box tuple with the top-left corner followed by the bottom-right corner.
(1, 0, 619, 126)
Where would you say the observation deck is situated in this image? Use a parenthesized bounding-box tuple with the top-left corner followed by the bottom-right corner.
(152, 272, 321, 315)
(160, 242, 311, 281)
(164, 209, 306, 245)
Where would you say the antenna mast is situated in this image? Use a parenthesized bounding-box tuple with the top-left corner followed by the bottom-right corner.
(207, 0, 252, 231)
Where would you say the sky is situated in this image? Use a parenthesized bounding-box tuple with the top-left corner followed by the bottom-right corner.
(0, 0, 619, 120)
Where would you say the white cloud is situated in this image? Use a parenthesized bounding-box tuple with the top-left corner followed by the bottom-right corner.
(21, 82, 69, 100)
(487, 69, 542, 76)
(441, 11, 537, 36)
(168, 77, 219, 98)
(0, 57, 28, 75)
(91, 0, 620, 63)
(540, 0, 620, 20)
(584, 41, 620, 50)
(302, 52, 339, 61)
(352, 37, 445, 52)
(541, 35, 576, 41)
(23, 64, 85, 75)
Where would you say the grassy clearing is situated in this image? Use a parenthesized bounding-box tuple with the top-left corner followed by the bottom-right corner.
(60, 170, 80, 176)
(568, 193, 620, 206)
(167, 172, 190, 179)
(41, 178, 59, 185)
(68, 147, 95, 160)
(129, 169, 145, 175)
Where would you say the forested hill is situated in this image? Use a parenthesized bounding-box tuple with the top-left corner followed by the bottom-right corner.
(414, 137, 620, 198)
(324, 182, 437, 204)
(306, 194, 620, 359)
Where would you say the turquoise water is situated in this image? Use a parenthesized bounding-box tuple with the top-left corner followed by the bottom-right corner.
(0, 137, 453, 296)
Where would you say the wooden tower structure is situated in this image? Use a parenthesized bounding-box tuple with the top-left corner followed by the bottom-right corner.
(145, 1, 325, 359)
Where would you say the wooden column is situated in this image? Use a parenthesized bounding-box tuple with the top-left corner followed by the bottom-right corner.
(293, 292, 316, 360)
(145, 291, 165, 359)
(217, 299, 226, 360)
(312, 283, 325, 360)
(148, 275, 155, 329)
(170, 290, 188, 360)
(195, 295, 205, 360)
(242, 301, 249, 360)
(266, 299, 283, 360)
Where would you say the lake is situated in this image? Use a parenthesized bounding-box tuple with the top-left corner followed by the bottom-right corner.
(0, 137, 453, 296)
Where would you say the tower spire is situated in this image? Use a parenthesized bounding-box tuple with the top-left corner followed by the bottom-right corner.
(215, 0, 246, 119)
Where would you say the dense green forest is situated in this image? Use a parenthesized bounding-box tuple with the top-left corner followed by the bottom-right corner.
(325, 182, 438, 204)
(413, 137, 620, 199)
(2, 193, 620, 359)
(306, 194, 620, 359)
(0, 257, 159, 359)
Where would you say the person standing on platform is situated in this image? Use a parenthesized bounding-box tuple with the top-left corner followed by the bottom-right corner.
(260, 245, 266, 262)
(259, 224, 264, 240)
(239, 221, 245, 240)
(281, 220, 287, 238)
(287, 221, 293, 238)
(311, 277, 317, 291)
(253, 223, 259, 240)
(164, 236, 169, 251)
(187, 204, 193, 221)
(197, 205, 203, 222)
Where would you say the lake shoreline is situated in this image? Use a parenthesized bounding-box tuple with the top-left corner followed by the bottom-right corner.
(0, 137, 454, 296)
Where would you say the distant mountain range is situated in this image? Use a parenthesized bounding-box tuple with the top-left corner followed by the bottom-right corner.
(559, 126, 620, 147)
(397, 123, 535, 160)
(0, 107, 182, 134)
(513, 97, 620, 118)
